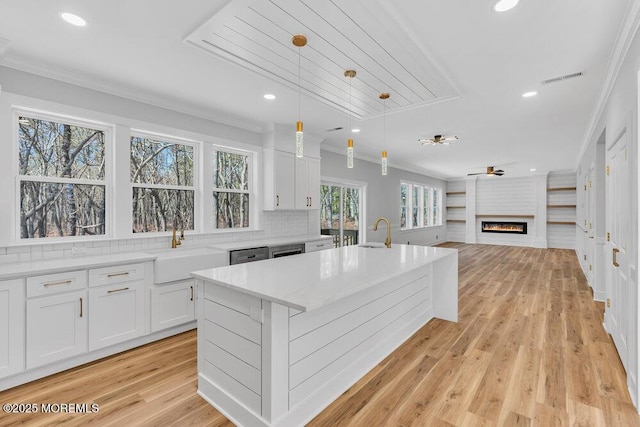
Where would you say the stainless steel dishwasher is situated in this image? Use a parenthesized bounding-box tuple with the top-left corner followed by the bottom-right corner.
(229, 246, 269, 265)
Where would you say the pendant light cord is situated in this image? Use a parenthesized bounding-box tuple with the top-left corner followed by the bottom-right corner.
(349, 77, 352, 133)
(298, 48, 301, 122)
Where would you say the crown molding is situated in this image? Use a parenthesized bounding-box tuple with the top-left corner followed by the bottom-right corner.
(0, 60, 263, 134)
(321, 144, 450, 181)
(576, 0, 640, 165)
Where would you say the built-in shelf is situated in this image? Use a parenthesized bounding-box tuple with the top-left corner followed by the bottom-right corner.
(446, 206, 466, 209)
(547, 187, 577, 192)
(547, 221, 576, 225)
(446, 191, 466, 195)
(547, 204, 577, 208)
(476, 214, 535, 218)
(446, 219, 466, 223)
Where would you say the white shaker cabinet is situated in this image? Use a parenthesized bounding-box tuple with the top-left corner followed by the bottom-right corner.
(88, 263, 146, 351)
(0, 279, 24, 379)
(26, 289, 88, 369)
(295, 156, 321, 210)
(151, 279, 195, 332)
(263, 149, 295, 210)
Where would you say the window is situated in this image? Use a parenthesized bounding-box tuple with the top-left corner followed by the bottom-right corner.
(213, 149, 251, 229)
(400, 182, 442, 230)
(130, 134, 195, 233)
(17, 113, 108, 239)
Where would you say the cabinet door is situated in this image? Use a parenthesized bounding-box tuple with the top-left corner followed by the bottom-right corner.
(307, 157, 320, 209)
(89, 281, 145, 351)
(27, 290, 87, 369)
(274, 151, 295, 210)
(0, 279, 24, 379)
(151, 280, 195, 332)
(295, 157, 321, 210)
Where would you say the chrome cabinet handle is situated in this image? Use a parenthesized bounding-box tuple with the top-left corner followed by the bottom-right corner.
(79, 297, 83, 318)
(190, 285, 194, 301)
(44, 279, 72, 288)
(107, 287, 129, 294)
(276, 195, 280, 207)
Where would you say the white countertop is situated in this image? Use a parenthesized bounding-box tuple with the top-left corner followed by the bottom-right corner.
(210, 234, 332, 251)
(0, 252, 156, 280)
(192, 244, 457, 312)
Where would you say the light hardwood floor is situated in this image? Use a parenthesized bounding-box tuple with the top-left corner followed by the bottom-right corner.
(1, 243, 639, 426)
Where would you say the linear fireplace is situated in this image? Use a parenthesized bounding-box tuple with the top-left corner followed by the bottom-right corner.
(481, 221, 527, 234)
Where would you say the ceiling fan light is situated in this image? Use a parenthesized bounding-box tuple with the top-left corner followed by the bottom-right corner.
(494, 0, 519, 12)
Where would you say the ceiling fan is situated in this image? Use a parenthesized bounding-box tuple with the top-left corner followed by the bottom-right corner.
(467, 166, 505, 176)
(418, 134, 458, 145)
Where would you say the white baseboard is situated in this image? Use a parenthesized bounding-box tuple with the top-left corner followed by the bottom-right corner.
(0, 322, 195, 392)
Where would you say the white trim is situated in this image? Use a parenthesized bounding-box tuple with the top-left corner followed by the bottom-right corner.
(13, 110, 113, 242)
(576, 0, 640, 167)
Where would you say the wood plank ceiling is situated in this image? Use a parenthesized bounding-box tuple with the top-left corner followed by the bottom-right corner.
(185, 0, 459, 119)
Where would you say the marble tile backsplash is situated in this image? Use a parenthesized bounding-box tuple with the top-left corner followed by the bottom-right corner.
(0, 211, 316, 264)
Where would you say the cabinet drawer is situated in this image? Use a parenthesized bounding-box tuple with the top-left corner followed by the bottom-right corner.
(305, 240, 333, 252)
(89, 263, 145, 287)
(27, 270, 87, 298)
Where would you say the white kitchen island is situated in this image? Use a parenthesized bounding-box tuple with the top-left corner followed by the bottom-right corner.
(192, 244, 458, 427)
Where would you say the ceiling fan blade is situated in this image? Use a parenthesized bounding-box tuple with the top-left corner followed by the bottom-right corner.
(467, 172, 483, 176)
(494, 171, 505, 176)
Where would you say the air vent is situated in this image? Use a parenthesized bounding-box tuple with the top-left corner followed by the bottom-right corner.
(541, 72, 584, 85)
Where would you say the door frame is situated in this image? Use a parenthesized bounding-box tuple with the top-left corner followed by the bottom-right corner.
(320, 177, 367, 246)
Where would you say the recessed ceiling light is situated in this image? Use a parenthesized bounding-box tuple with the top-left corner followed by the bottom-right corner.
(263, 94, 276, 100)
(494, 0, 520, 12)
(522, 91, 537, 98)
(530, 168, 537, 172)
(351, 128, 360, 133)
(60, 12, 87, 27)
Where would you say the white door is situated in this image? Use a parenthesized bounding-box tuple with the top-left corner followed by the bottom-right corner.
(605, 127, 630, 368)
(274, 151, 295, 210)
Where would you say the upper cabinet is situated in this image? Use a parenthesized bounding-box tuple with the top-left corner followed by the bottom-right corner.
(295, 156, 320, 210)
(263, 149, 295, 210)
(263, 124, 322, 211)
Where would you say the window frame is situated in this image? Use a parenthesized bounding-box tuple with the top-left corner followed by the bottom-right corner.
(400, 181, 443, 231)
(129, 130, 199, 235)
(14, 108, 114, 242)
(211, 145, 254, 231)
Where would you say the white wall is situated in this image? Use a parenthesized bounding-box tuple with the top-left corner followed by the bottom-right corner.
(320, 150, 447, 246)
(575, 13, 640, 408)
(446, 173, 576, 249)
(0, 66, 317, 262)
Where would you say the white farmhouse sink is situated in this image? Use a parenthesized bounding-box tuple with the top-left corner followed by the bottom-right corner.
(147, 247, 228, 284)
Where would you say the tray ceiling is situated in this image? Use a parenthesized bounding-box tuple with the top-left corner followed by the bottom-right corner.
(185, 0, 459, 119)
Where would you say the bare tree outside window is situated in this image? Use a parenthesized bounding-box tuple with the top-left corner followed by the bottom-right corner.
(18, 115, 106, 239)
(131, 135, 195, 232)
(213, 150, 250, 229)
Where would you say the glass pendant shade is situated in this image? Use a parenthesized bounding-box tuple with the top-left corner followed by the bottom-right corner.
(381, 150, 388, 175)
(296, 121, 304, 158)
(347, 139, 354, 168)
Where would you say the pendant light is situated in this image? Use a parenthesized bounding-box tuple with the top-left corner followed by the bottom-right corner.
(380, 92, 390, 175)
(344, 69, 356, 168)
(292, 34, 307, 157)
